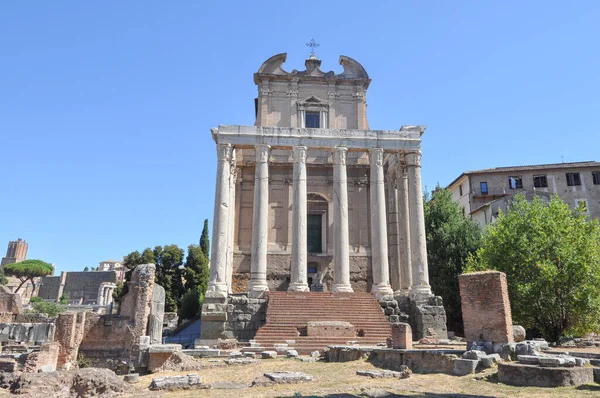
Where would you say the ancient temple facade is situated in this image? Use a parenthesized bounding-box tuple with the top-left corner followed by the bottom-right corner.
(205, 53, 433, 301)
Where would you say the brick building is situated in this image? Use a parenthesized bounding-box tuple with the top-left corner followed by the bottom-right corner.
(1, 238, 28, 266)
(38, 271, 117, 305)
(447, 161, 600, 227)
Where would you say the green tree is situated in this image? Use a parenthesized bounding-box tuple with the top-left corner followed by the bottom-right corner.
(179, 288, 201, 320)
(425, 188, 482, 334)
(154, 245, 185, 313)
(199, 219, 210, 257)
(0, 267, 8, 285)
(183, 244, 210, 296)
(466, 195, 600, 342)
(83, 266, 89, 272)
(4, 260, 53, 293)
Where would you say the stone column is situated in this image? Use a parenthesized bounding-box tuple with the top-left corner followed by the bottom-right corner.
(369, 148, 394, 298)
(206, 143, 233, 298)
(226, 152, 237, 294)
(248, 144, 271, 293)
(396, 158, 412, 296)
(406, 151, 431, 299)
(289, 146, 310, 292)
(332, 147, 353, 293)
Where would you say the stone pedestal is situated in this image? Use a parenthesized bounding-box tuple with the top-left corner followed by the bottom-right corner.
(390, 322, 412, 349)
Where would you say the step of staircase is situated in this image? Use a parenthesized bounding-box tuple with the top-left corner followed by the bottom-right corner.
(253, 291, 391, 354)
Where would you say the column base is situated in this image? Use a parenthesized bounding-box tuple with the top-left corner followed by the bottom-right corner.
(205, 282, 229, 299)
(332, 284, 354, 293)
(409, 284, 433, 303)
(288, 283, 310, 292)
(394, 288, 411, 298)
(248, 280, 269, 293)
(372, 284, 394, 299)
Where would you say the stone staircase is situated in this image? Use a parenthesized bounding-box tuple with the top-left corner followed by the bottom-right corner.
(252, 291, 392, 354)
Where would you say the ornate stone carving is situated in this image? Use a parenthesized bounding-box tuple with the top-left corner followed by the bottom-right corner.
(255, 144, 271, 163)
(405, 152, 422, 168)
(370, 148, 384, 166)
(332, 147, 347, 165)
(328, 91, 340, 99)
(286, 89, 299, 96)
(217, 143, 232, 162)
(293, 146, 307, 164)
(352, 91, 365, 99)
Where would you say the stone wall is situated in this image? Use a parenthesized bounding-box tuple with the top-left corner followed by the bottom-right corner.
(200, 293, 267, 341)
(37, 276, 62, 301)
(55, 312, 86, 370)
(22, 342, 59, 373)
(0, 323, 54, 344)
(0, 286, 22, 314)
(459, 271, 513, 346)
(379, 296, 447, 341)
(79, 313, 132, 351)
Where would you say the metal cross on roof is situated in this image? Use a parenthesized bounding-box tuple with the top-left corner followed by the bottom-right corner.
(306, 39, 320, 56)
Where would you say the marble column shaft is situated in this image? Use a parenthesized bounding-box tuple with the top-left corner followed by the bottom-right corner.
(206, 143, 233, 297)
(249, 144, 271, 293)
(226, 153, 237, 294)
(369, 148, 394, 297)
(289, 146, 310, 292)
(397, 159, 412, 295)
(406, 151, 431, 299)
(332, 147, 353, 293)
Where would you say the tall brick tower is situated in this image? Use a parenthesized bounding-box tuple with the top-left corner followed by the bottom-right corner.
(1, 238, 28, 266)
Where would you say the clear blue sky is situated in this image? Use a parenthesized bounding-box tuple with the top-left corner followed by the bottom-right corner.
(1, 1, 599, 273)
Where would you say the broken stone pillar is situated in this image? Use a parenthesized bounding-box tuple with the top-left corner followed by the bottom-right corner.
(54, 312, 86, 370)
(0, 286, 22, 320)
(148, 285, 165, 345)
(459, 271, 514, 348)
(390, 322, 412, 349)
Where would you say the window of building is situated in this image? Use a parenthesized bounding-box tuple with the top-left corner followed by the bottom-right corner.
(305, 112, 320, 128)
(307, 214, 323, 253)
(592, 171, 600, 185)
(566, 172, 581, 186)
(480, 182, 488, 195)
(459, 184, 463, 196)
(575, 199, 589, 214)
(509, 176, 523, 189)
(533, 175, 548, 188)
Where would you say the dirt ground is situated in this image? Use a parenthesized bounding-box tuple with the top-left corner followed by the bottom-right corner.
(124, 356, 600, 398)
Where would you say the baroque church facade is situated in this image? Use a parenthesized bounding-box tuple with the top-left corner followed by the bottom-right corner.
(201, 52, 446, 342)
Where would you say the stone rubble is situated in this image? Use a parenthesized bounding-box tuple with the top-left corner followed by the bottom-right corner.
(150, 373, 207, 391)
(224, 357, 256, 365)
(265, 371, 313, 383)
(356, 366, 411, 379)
(261, 351, 277, 359)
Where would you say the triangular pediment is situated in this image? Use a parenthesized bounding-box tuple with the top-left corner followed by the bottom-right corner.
(302, 95, 325, 104)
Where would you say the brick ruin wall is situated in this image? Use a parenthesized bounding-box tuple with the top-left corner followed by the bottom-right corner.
(222, 294, 267, 340)
(459, 271, 514, 346)
(54, 312, 86, 370)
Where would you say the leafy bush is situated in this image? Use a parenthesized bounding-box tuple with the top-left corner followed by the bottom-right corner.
(29, 301, 66, 317)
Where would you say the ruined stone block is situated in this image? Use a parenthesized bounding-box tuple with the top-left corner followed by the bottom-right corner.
(453, 358, 479, 376)
(306, 321, 354, 337)
(390, 322, 412, 349)
(459, 271, 513, 347)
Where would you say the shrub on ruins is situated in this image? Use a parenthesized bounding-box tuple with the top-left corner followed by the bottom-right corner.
(0, 267, 7, 285)
(424, 188, 482, 335)
(28, 301, 66, 317)
(3, 259, 53, 293)
(466, 194, 600, 342)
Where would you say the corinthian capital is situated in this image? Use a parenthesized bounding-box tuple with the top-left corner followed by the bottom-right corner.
(405, 151, 422, 168)
(254, 144, 271, 163)
(217, 143, 233, 162)
(332, 147, 348, 165)
(293, 146, 307, 164)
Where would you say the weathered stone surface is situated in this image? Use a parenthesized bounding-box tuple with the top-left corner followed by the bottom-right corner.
(500, 342, 517, 361)
(224, 357, 255, 365)
(356, 366, 411, 379)
(368, 349, 462, 374)
(594, 367, 600, 384)
(498, 362, 594, 387)
(0, 368, 128, 397)
(326, 346, 369, 362)
(150, 373, 206, 391)
(459, 271, 513, 347)
(264, 371, 312, 383)
(229, 351, 243, 358)
(515, 340, 548, 356)
(517, 355, 540, 365)
(453, 359, 479, 376)
(261, 351, 277, 359)
(463, 350, 486, 360)
(306, 321, 355, 337)
(538, 356, 575, 367)
(390, 322, 412, 349)
(148, 284, 165, 345)
(149, 351, 203, 373)
(0, 322, 54, 343)
(0, 286, 22, 315)
(480, 354, 501, 368)
(311, 350, 320, 358)
(286, 349, 299, 358)
(513, 325, 526, 342)
(184, 348, 220, 357)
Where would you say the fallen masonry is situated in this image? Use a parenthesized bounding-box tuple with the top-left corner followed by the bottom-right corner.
(150, 373, 207, 391)
(224, 357, 256, 365)
(356, 367, 411, 379)
(252, 371, 313, 387)
(498, 362, 594, 388)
